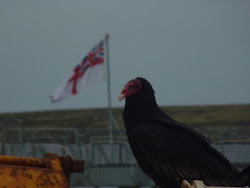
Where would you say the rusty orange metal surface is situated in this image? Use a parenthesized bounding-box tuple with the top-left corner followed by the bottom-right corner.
(0, 153, 84, 188)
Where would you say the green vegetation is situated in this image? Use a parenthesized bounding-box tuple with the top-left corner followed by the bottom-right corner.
(0, 104, 249, 143)
(0, 104, 249, 129)
(162, 104, 250, 127)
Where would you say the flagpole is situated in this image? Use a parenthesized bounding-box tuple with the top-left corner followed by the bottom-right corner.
(105, 34, 113, 144)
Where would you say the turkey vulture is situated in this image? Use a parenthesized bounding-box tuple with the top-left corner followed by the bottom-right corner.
(118, 77, 249, 188)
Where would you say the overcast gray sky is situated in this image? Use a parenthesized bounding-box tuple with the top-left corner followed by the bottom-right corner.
(0, 0, 249, 113)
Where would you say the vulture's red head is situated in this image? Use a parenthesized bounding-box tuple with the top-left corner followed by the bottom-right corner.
(118, 78, 142, 101)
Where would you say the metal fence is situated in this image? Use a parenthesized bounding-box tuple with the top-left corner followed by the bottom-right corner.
(0, 127, 249, 187)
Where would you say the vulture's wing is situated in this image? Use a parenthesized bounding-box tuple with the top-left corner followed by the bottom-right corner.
(128, 119, 239, 187)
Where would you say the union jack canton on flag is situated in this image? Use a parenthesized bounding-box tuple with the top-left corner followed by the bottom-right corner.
(50, 40, 105, 103)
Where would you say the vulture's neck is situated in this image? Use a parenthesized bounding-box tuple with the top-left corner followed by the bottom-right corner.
(123, 90, 166, 124)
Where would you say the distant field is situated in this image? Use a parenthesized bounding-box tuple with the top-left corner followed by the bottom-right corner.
(161, 104, 250, 127)
(0, 104, 249, 143)
(1, 104, 250, 128)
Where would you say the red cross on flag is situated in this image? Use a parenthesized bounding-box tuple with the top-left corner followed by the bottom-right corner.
(50, 40, 105, 103)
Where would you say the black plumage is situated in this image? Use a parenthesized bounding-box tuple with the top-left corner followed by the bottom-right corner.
(119, 77, 249, 188)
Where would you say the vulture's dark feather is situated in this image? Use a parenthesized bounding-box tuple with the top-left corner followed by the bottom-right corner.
(120, 77, 250, 188)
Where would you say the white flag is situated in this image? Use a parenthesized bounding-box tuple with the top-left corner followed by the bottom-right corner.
(50, 40, 105, 103)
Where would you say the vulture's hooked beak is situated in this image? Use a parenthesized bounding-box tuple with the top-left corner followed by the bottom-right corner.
(118, 94, 125, 102)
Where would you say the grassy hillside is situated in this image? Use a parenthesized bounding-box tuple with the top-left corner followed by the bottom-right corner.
(0, 104, 249, 129)
(0, 104, 249, 143)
